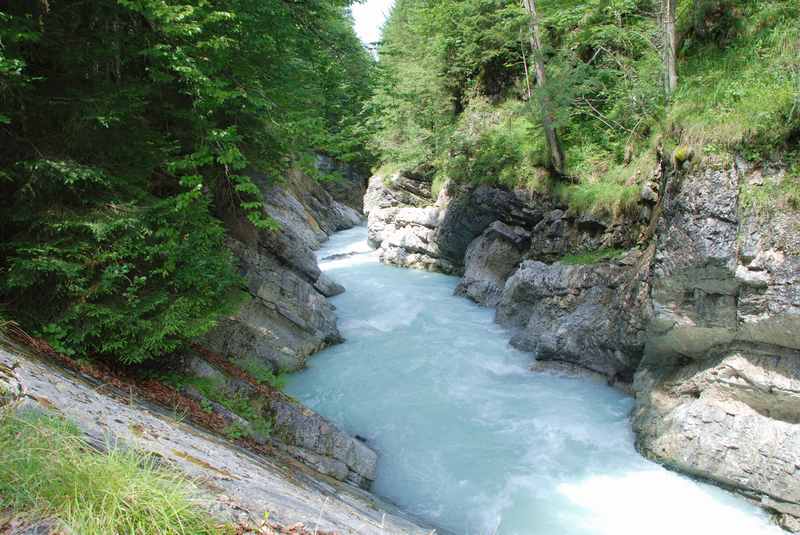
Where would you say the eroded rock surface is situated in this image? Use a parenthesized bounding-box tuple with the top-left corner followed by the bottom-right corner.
(496, 248, 652, 383)
(0, 346, 430, 534)
(207, 168, 364, 372)
(454, 222, 530, 307)
(633, 162, 800, 530)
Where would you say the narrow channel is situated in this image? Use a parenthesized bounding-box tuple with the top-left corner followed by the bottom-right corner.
(285, 226, 781, 535)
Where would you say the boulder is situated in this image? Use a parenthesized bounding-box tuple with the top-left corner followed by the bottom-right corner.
(455, 221, 530, 307)
(496, 247, 651, 382)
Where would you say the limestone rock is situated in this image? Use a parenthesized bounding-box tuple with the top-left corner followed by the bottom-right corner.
(203, 240, 342, 372)
(206, 168, 363, 372)
(455, 221, 530, 307)
(496, 248, 651, 382)
(633, 161, 800, 528)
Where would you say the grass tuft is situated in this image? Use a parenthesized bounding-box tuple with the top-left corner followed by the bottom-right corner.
(0, 408, 222, 535)
(237, 356, 287, 391)
(560, 248, 626, 265)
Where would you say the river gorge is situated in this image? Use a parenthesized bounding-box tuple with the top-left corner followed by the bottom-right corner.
(286, 225, 782, 535)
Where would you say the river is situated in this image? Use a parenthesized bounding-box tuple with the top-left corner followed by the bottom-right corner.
(285, 226, 781, 535)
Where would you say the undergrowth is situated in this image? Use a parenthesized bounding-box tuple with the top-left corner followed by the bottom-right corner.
(560, 248, 626, 265)
(237, 356, 287, 390)
(0, 408, 222, 535)
(165, 373, 274, 440)
(371, 0, 800, 218)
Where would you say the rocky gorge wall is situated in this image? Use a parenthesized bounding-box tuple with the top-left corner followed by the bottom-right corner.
(366, 159, 800, 530)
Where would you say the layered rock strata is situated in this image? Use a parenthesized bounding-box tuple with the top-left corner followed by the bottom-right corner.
(207, 169, 363, 372)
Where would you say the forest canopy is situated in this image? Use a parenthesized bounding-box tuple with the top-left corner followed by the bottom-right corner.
(368, 0, 800, 213)
(0, 0, 375, 363)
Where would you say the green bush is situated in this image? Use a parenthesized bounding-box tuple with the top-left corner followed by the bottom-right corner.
(1, 160, 242, 364)
(561, 248, 626, 265)
(0, 0, 375, 364)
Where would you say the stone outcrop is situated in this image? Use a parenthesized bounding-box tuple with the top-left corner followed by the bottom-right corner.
(632, 161, 800, 531)
(0, 346, 430, 534)
(496, 248, 652, 383)
(454, 222, 530, 307)
(366, 157, 800, 528)
(207, 168, 363, 372)
(364, 171, 451, 271)
(367, 168, 648, 382)
(365, 171, 548, 274)
(185, 352, 377, 488)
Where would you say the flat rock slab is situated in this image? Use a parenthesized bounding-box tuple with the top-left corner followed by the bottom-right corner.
(0, 346, 431, 535)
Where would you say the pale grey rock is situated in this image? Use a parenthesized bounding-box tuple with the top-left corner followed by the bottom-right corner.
(314, 273, 345, 298)
(206, 168, 368, 372)
(203, 239, 342, 372)
(633, 161, 800, 529)
(455, 222, 530, 307)
(0, 346, 431, 534)
(366, 175, 546, 273)
(496, 248, 652, 382)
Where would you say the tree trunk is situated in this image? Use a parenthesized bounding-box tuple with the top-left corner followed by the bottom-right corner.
(663, 0, 678, 97)
(522, 0, 565, 176)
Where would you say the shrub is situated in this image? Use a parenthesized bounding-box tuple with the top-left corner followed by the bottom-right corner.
(1, 161, 243, 364)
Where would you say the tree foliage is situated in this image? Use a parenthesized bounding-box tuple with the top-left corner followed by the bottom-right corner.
(0, 0, 374, 363)
(369, 0, 800, 214)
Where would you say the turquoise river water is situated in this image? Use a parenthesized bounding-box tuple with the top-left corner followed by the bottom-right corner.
(285, 226, 781, 535)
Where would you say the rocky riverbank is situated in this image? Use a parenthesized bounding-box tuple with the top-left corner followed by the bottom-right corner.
(366, 158, 800, 531)
(0, 164, 432, 534)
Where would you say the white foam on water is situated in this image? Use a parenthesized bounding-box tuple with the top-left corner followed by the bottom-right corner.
(287, 226, 781, 535)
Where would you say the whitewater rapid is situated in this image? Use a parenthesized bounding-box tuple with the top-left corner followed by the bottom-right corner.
(286, 226, 780, 535)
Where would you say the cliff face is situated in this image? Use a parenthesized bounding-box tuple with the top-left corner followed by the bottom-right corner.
(366, 160, 800, 530)
(633, 161, 800, 532)
(207, 168, 363, 373)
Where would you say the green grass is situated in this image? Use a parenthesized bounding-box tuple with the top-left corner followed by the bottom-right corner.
(0, 408, 223, 535)
(560, 248, 626, 265)
(667, 4, 799, 158)
(739, 163, 800, 215)
(556, 181, 641, 219)
(237, 356, 287, 390)
(185, 375, 274, 440)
